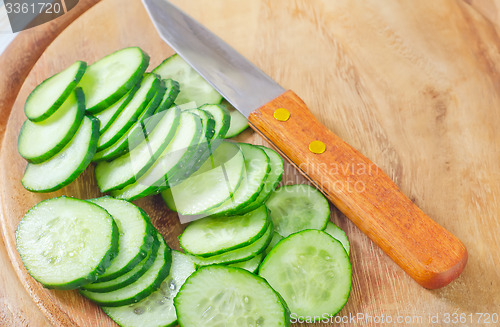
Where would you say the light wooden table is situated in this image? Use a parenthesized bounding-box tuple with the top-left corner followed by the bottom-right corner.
(1, 0, 499, 326)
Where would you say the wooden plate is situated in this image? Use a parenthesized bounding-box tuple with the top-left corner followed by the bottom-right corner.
(1, 0, 499, 326)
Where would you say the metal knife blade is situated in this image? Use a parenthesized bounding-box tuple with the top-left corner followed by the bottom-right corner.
(142, 0, 285, 117)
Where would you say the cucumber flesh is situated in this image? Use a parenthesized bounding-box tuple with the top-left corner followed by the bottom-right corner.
(110, 112, 203, 201)
(16, 197, 118, 290)
(25, 61, 86, 122)
(93, 82, 140, 133)
(154, 79, 180, 113)
(264, 232, 284, 257)
(92, 86, 165, 162)
(96, 73, 160, 151)
(259, 229, 352, 319)
(191, 221, 273, 266)
(103, 251, 196, 327)
(152, 54, 222, 106)
(80, 47, 149, 113)
(21, 116, 98, 193)
(88, 197, 155, 282)
(224, 102, 249, 138)
(95, 107, 180, 192)
(324, 221, 350, 255)
(266, 184, 330, 237)
(207, 143, 270, 216)
(200, 104, 230, 140)
(18, 88, 85, 163)
(161, 141, 245, 217)
(229, 253, 263, 273)
(241, 146, 284, 213)
(81, 233, 160, 293)
(80, 234, 172, 307)
(174, 265, 290, 327)
(180, 206, 269, 257)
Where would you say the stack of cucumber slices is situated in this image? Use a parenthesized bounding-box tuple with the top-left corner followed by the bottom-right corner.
(16, 47, 353, 327)
(17, 47, 248, 194)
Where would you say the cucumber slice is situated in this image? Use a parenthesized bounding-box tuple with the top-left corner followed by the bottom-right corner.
(18, 88, 85, 163)
(152, 54, 222, 106)
(96, 73, 160, 151)
(266, 184, 330, 237)
(88, 197, 156, 282)
(25, 61, 86, 122)
(207, 143, 270, 216)
(161, 141, 244, 217)
(174, 265, 290, 327)
(80, 234, 172, 307)
(154, 79, 180, 113)
(92, 86, 166, 162)
(239, 146, 284, 213)
(81, 233, 160, 293)
(16, 197, 118, 290)
(200, 104, 230, 140)
(259, 230, 352, 319)
(229, 253, 263, 273)
(21, 116, 98, 192)
(80, 47, 149, 113)
(224, 102, 249, 138)
(102, 251, 196, 327)
(180, 206, 269, 257)
(95, 107, 180, 192)
(264, 232, 284, 256)
(324, 221, 350, 255)
(93, 82, 141, 133)
(192, 221, 273, 266)
(110, 112, 203, 201)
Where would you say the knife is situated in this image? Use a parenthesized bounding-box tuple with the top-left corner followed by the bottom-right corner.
(142, 0, 467, 289)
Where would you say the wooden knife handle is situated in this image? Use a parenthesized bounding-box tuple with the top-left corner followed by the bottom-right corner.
(248, 90, 467, 289)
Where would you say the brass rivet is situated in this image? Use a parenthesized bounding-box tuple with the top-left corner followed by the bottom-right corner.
(309, 140, 326, 154)
(273, 108, 290, 121)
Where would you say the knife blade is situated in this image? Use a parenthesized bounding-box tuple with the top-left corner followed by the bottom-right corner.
(142, 0, 467, 289)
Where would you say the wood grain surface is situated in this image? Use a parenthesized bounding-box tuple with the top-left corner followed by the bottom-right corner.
(0, 0, 499, 326)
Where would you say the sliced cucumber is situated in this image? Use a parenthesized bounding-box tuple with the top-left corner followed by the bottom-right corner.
(224, 102, 249, 138)
(266, 184, 330, 237)
(152, 54, 222, 106)
(93, 82, 167, 162)
(18, 88, 85, 163)
(264, 232, 284, 257)
(81, 233, 160, 293)
(180, 206, 269, 257)
(242, 146, 284, 213)
(102, 251, 196, 327)
(21, 116, 98, 192)
(25, 61, 86, 122)
(161, 141, 244, 217)
(229, 253, 263, 273)
(324, 221, 350, 255)
(96, 73, 160, 151)
(154, 79, 180, 113)
(95, 107, 180, 192)
(80, 47, 149, 113)
(88, 197, 156, 282)
(259, 229, 352, 319)
(200, 104, 230, 140)
(93, 82, 141, 133)
(16, 197, 118, 290)
(207, 143, 270, 216)
(174, 265, 290, 327)
(110, 112, 203, 201)
(80, 234, 172, 307)
(191, 221, 273, 266)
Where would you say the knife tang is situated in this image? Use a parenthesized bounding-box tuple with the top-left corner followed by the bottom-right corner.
(249, 90, 468, 289)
